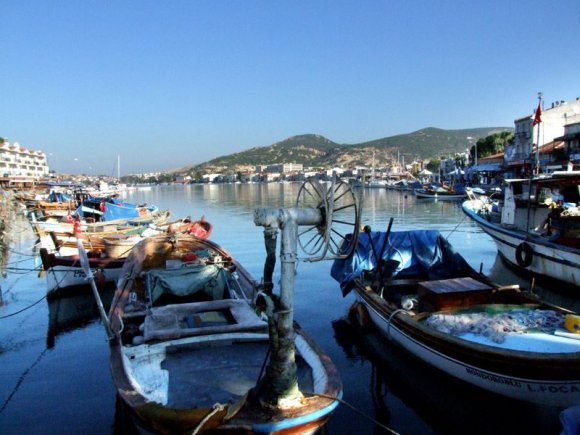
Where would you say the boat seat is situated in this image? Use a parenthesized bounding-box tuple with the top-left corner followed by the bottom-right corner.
(143, 299, 268, 342)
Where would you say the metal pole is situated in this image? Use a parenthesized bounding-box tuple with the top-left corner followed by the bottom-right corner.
(535, 92, 542, 175)
(253, 207, 322, 405)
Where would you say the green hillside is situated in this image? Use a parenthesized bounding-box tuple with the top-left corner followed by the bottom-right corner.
(183, 127, 511, 173)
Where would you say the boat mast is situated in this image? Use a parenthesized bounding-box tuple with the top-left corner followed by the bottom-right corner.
(372, 149, 376, 182)
(534, 92, 542, 175)
(117, 155, 121, 180)
(527, 92, 543, 233)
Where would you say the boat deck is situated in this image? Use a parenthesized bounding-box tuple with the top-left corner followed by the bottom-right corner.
(160, 341, 315, 409)
(162, 341, 269, 408)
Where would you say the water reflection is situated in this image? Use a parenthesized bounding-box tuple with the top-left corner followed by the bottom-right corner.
(332, 317, 562, 435)
(46, 288, 114, 349)
(1, 185, 576, 434)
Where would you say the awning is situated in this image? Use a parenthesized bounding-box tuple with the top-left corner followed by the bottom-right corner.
(470, 163, 503, 172)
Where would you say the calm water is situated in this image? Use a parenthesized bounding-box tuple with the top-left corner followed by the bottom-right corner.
(0, 184, 577, 434)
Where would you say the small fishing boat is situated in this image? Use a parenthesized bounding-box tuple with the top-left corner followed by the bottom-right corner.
(414, 184, 466, 200)
(331, 228, 580, 407)
(94, 234, 341, 434)
(39, 246, 126, 297)
(462, 172, 580, 287)
(39, 216, 212, 295)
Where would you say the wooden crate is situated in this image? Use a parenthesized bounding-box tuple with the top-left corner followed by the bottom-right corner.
(418, 277, 493, 311)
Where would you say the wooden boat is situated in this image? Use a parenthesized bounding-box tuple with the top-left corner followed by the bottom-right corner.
(39, 247, 126, 297)
(33, 210, 172, 253)
(42, 215, 210, 255)
(101, 216, 213, 258)
(39, 215, 210, 295)
(331, 229, 580, 407)
(98, 234, 341, 434)
(462, 172, 580, 287)
(415, 184, 466, 200)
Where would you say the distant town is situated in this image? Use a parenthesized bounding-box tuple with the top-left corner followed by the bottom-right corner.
(2, 97, 579, 191)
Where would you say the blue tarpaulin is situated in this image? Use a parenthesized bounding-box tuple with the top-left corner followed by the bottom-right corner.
(330, 230, 475, 295)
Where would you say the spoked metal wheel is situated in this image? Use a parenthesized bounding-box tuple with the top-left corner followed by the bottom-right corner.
(295, 178, 361, 260)
(295, 179, 329, 256)
(324, 179, 360, 258)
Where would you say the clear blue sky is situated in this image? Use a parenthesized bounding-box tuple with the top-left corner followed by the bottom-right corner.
(1, 1, 579, 175)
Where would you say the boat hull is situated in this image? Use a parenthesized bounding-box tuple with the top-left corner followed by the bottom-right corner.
(40, 248, 125, 296)
(45, 264, 123, 296)
(354, 287, 580, 408)
(462, 200, 580, 287)
(108, 235, 342, 434)
(415, 191, 465, 200)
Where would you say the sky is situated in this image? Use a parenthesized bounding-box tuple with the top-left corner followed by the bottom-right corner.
(1, 1, 579, 176)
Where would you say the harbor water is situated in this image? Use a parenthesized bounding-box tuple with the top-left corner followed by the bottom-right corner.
(0, 184, 578, 434)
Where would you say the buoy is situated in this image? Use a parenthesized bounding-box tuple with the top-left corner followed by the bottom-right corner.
(73, 216, 82, 234)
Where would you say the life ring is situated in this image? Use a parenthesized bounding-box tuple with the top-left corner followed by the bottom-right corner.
(515, 242, 534, 268)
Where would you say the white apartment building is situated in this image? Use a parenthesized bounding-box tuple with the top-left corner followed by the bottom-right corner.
(0, 140, 50, 179)
(505, 98, 580, 172)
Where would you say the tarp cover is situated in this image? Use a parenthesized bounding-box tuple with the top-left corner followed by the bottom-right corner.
(330, 230, 475, 295)
(147, 263, 227, 304)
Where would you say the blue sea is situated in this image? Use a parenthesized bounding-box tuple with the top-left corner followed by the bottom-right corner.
(0, 184, 577, 434)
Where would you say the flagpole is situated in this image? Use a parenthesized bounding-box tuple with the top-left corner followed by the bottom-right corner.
(535, 92, 542, 175)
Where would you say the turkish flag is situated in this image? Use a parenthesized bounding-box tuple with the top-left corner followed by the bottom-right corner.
(532, 102, 542, 126)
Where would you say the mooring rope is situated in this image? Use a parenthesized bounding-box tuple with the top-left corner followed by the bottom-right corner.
(0, 347, 48, 415)
(302, 391, 400, 434)
(0, 294, 47, 319)
(445, 212, 467, 240)
(190, 403, 226, 435)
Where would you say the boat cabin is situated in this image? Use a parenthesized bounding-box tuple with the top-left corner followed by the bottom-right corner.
(501, 172, 580, 246)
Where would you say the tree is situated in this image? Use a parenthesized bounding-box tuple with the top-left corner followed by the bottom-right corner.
(454, 153, 467, 169)
(470, 131, 513, 162)
(426, 158, 440, 173)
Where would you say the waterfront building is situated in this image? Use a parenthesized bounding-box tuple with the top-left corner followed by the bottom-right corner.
(504, 98, 580, 177)
(0, 140, 49, 180)
(259, 163, 304, 173)
(557, 121, 580, 171)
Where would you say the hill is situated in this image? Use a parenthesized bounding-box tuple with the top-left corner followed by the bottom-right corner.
(181, 127, 511, 173)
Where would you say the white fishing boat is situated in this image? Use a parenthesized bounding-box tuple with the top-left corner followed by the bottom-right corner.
(462, 172, 580, 287)
(331, 228, 580, 407)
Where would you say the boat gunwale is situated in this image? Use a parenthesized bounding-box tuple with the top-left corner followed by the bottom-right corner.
(108, 234, 342, 433)
(462, 199, 580, 257)
(352, 282, 580, 381)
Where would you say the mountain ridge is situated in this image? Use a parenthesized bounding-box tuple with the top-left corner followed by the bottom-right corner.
(177, 127, 511, 173)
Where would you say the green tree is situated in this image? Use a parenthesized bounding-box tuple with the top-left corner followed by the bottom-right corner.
(471, 131, 513, 162)
(426, 159, 441, 173)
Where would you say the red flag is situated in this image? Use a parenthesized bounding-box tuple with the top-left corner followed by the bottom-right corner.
(532, 102, 542, 126)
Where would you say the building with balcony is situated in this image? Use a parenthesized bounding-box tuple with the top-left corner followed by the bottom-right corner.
(504, 98, 580, 177)
(557, 121, 580, 171)
(0, 140, 50, 180)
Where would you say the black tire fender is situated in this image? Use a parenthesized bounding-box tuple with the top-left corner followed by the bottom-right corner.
(515, 242, 534, 268)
